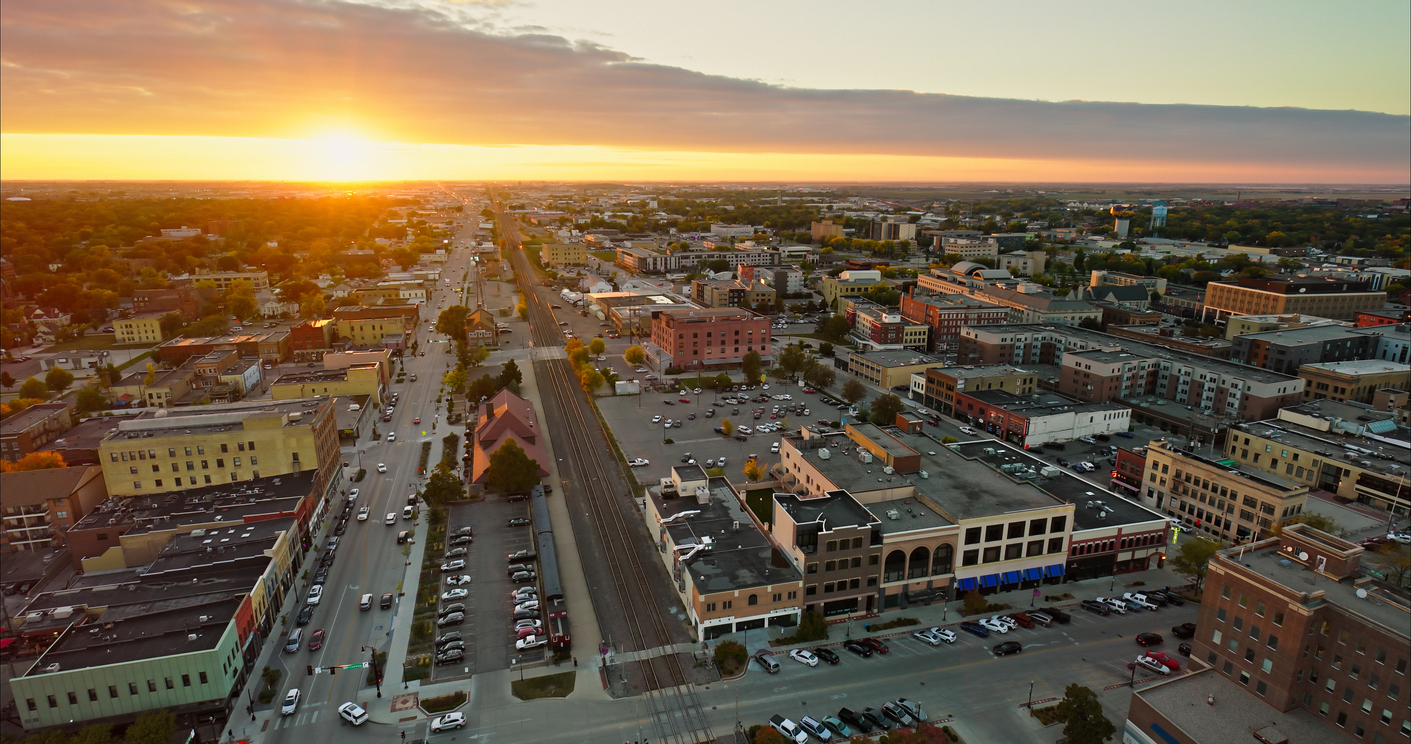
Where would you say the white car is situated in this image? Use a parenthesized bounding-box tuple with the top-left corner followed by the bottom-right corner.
(959, 426, 977, 435)
(912, 628, 948, 646)
(385, 512, 397, 525)
(338, 702, 369, 726)
(387, 433, 396, 442)
(762, 384, 770, 390)
(770, 442, 781, 454)
(1130, 655, 1172, 675)
(989, 615, 1018, 631)
(445, 574, 472, 586)
(442, 588, 469, 601)
(628, 458, 650, 467)
(789, 648, 819, 667)
(357, 506, 370, 521)
(516, 635, 548, 650)
(651, 415, 663, 424)
(514, 619, 542, 631)
(348, 488, 359, 499)
(979, 617, 1008, 634)
(430, 712, 466, 732)
(441, 559, 467, 572)
(1098, 597, 1129, 614)
(932, 628, 957, 644)
(377, 463, 387, 473)
(281, 688, 301, 715)
(717, 457, 726, 467)
(693, 388, 702, 394)
(306, 585, 323, 606)
(515, 600, 540, 612)
(1079, 436, 1097, 444)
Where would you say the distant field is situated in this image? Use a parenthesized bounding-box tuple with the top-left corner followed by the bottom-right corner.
(591, 251, 616, 262)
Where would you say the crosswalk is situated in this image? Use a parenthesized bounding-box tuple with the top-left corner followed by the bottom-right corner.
(269, 702, 325, 729)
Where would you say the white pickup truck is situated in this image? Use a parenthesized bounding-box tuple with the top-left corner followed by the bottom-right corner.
(769, 714, 809, 744)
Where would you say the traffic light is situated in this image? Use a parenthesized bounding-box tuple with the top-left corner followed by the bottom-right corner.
(329, 666, 336, 675)
(306, 665, 313, 676)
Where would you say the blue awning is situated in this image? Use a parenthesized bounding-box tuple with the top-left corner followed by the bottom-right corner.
(958, 577, 977, 591)
(980, 574, 999, 587)
(1024, 568, 1043, 581)
(1045, 563, 1066, 577)
(1001, 571, 1021, 585)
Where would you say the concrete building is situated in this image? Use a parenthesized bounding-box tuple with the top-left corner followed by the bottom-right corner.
(869, 218, 917, 242)
(810, 221, 845, 242)
(691, 279, 776, 310)
(917, 265, 1102, 326)
(270, 365, 383, 406)
(1088, 270, 1167, 294)
(1138, 525, 1411, 743)
(1227, 399, 1410, 516)
(645, 469, 803, 638)
(1141, 440, 1309, 543)
(1231, 325, 1383, 375)
(1298, 359, 1411, 404)
(710, 223, 756, 238)
(997, 250, 1047, 277)
(844, 299, 928, 352)
(899, 291, 1009, 352)
(1203, 276, 1387, 322)
(649, 307, 771, 372)
(961, 324, 1306, 422)
(155, 331, 291, 367)
(820, 270, 889, 312)
(0, 466, 107, 553)
(937, 239, 998, 260)
(1105, 324, 1233, 359)
(320, 349, 393, 389)
(111, 360, 196, 409)
(113, 313, 168, 345)
(96, 398, 340, 499)
(1224, 312, 1348, 340)
(540, 243, 587, 267)
(1, 403, 73, 463)
(470, 389, 550, 487)
(842, 349, 946, 391)
(920, 365, 1037, 417)
(952, 389, 1131, 447)
(179, 269, 270, 294)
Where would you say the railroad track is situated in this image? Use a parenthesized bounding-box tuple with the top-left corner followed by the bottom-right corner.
(486, 198, 713, 744)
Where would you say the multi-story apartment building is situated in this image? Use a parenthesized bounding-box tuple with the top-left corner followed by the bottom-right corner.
(920, 364, 1037, 417)
(1232, 325, 1380, 374)
(1224, 312, 1347, 340)
(820, 270, 889, 312)
(843, 299, 928, 351)
(270, 365, 384, 405)
(0, 403, 73, 463)
(869, 217, 917, 242)
(1089, 270, 1167, 294)
(937, 239, 999, 260)
(96, 398, 340, 499)
(691, 279, 776, 310)
(1203, 276, 1387, 322)
(917, 265, 1102, 325)
(1105, 324, 1233, 358)
(645, 467, 803, 638)
(1226, 399, 1410, 516)
(156, 330, 291, 366)
(961, 324, 1306, 422)
(0, 466, 107, 553)
(810, 221, 845, 242)
(180, 269, 271, 294)
(899, 291, 1009, 352)
(132, 287, 200, 318)
(1141, 440, 1308, 543)
(1355, 308, 1411, 327)
(289, 318, 336, 361)
(842, 349, 945, 391)
(540, 242, 587, 267)
(113, 313, 168, 345)
(615, 245, 778, 274)
(331, 304, 420, 346)
(649, 307, 772, 372)
(1298, 360, 1411, 404)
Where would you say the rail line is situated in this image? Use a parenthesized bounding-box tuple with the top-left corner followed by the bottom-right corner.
(487, 199, 713, 744)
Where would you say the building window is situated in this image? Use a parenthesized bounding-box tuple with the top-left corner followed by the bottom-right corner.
(47, 695, 57, 709)
(129, 683, 139, 695)
(1262, 658, 1273, 673)
(1047, 538, 1064, 553)
(1004, 544, 1023, 560)
(964, 527, 981, 545)
(962, 549, 979, 567)
(805, 585, 816, 596)
(985, 525, 1004, 542)
(108, 685, 118, 698)
(982, 547, 1001, 563)
(87, 689, 97, 702)
(182, 674, 191, 687)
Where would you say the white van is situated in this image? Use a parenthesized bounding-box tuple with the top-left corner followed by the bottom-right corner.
(284, 628, 303, 653)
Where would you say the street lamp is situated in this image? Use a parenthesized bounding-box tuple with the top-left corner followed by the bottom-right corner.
(1027, 680, 1035, 716)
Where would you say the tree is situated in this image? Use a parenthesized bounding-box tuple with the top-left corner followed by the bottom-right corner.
(624, 345, 646, 365)
(158, 311, 185, 337)
(76, 385, 109, 414)
(870, 393, 904, 425)
(816, 314, 851, 343)
(741, 350, 763, 385)
(74, 723, 115, 744)
(422, 465, 466, 507)
(1275, 513, 1343, 537)
(484, 440, 542, 494)
(803, 363, 835, 390)
(1170, 535, 1220, 588)
(578, 366, 605, 394)
(818, 342, 834, 358)
(466, 344, 490, 367)
(743, 458, 766, 482)
(516, 302, 528, 321)
(1149, 290, 1163, 307)
(841, 378, 867, 406)
(143, 362, 157, 386)
(0, 452, 67, 472)
(1376, 544, 1411, 587)
(0, 371, 14, 390)
(1054, 683, 1115, 744)
(498, 358, 523, 389)
(588, 338, 606, 356)
(1078, 317, 1104, 331)
(467, 374, 499, 402)
(442, 366, 468, 395)
(226, 292, 258, 321)
(777, 343, 810, 381)
(18, 376, 47, 399)
(435, 305, 470, 341)
(45, 366, 74, 393)
(299, 293, 326, 318)
(720, 418, 735, 436)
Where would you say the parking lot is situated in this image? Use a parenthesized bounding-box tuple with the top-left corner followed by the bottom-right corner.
(433, 497, 537, 679)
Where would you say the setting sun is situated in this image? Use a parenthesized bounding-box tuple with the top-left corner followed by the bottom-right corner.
(305, 133, 381, 182)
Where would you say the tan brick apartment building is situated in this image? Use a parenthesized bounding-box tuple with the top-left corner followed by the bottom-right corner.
(1298, 359, 1411, 404)
(1203, 276, 1387, 322)
(649, 307, 771, 371)
(0, 403, 73, 463)
(920, 364, 1037, 417)
(1141, 440, 1309, 544)
(899, 291, 1009, 352)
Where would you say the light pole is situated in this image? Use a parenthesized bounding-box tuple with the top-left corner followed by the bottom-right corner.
(1027, 681, 1035, 716)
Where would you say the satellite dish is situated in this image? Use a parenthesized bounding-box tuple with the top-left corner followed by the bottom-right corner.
(1297, 551, 1310, 561)
(1356, 588, 1368, 599)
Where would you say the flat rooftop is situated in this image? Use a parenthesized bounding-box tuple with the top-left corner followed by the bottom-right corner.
(71, 469, 317, 533)
(1231, 544, 1411, 638)
(1236, 325, 1367, 344)
(1153, 441, 1307, 492)
(929, 364, 1033, 378)
(774, 489, 880, 531)
(1299, 359, 1410, 376)
(966, 389, 1125, 415)
(1133, 668, 1336, 744)
(849, 350, 945, 368)
(652, 477, 800, 593)
(869, 496, 953, 536)
(22, 595, 242, 673)
(0, 403, 68, 435)
(104, 398, 328, 440)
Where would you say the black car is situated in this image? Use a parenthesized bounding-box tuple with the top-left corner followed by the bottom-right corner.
(313, 569, 328, 585)
(1136, 632, 1164, 647)
(837, 708, 872, 734)
(1039, 607, 1072, 624)
(435, 632, 462, 646)
(1177, 642, 1192, 657)
(297, 606, 314, 626)
(507, 517, 531, 527)
(1080, 599, 1111, 616)
(813, 647, 840, 665)
(449, 536, 473, 546)
(512, 609, 539, 621)
(842, 640, 873, 658)
(993, 641, 1023, 656)
(334, 522, 347, 536)
(1157, 589, 1186, 606)
(440, 603, 465, 616)
(861, 708, 893, 731)
(435, 650, 464, 665)
(1171, 622, 1197, 640)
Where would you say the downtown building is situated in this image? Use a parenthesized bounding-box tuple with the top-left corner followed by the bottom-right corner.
(1202, 276, 1387, 322)
(648, 307, 772, 372)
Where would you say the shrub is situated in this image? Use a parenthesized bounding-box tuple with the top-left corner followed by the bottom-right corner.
(774, 610, 828, 645)
(714, 640, 748, 676)
(962, 590, 989, 616)
(867, 616, 921, 632)
(421, 691, 466, 713)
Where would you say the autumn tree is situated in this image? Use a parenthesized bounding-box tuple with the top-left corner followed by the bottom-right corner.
(624, 346, 646, 365)
(0, 452, 67, 472)
(484, 440, 541, 495)
(743, 458, 766, 482)
(841, 378, 867, 406)
(0, 371, 15, 390)
(158, 311, 186, 337)
(143, 362, 157, 386)
(720, 418, 735, 436)
(18, 376, 48, 399)
(588, 338, 606, 356)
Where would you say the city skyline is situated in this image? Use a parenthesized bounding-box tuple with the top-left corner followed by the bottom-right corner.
(2, 0, 1409, 182)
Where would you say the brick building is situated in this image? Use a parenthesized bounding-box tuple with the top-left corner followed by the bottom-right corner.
(1140, 440, 1309, 544)
(0, 403, 73, 464)
(1298, 359, 1411, 404)
(951, 389, 1130, 447)
(289, 319, 336, 360)
(898, 291, 1009, 352)
(649, 307, 771, 372)
(845, 299, 928, 351)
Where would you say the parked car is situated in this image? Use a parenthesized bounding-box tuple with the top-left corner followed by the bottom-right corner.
(861, 707, 893, 731)
(992, 641, 1023, 656)
(306, 585, 323, 606)
(441, 559, 466, 572)
(820, 715, 852, 738)
(842, 640, 873, 657)
(813, 647, 840, 665)
(1006, 612, 1035, 629)
(1144, 651, 1181, 671)
(959, 621, 990, 638)
(507, 517, 532, 527)
(895, 698, 927, 722)
(516, 636, 548, 650)
(789, 648, 819, 667)
(437, 612, 464, 627)
(1128, 655, 1171, 675)
(436, 649, 465, 664)
(913, 628, 948, 646)
(1080, 599, 1112, 616)
(1171, 622, 1197, 639)
(442, 588, 469, 601)
(1178, 642, 1193, 657)
(446, 574, 472, 586)
(754, 649, 781, 673)
(880, 702, 914, 727)
(430, 712, 466, 733)
(979, 618, 1009, 634)
(836, 708, 872, 734)
(1039, 607, 1072, 624)
(860, 637, 889, 654)
(1135, 632, 1165, 647)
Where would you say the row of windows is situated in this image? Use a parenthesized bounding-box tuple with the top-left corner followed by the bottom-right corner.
(960, 538, 1065, 566)
(962, 516, 1066, 545)
(705, 590, 800, 613)
(129, 456, 258, 475)
(113, 441, 259, 463)
(26, 672, 211, 711)
(805, 576, 875, 596)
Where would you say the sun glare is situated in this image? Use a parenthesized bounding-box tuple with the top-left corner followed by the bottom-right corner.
(307, 132, 379, 182)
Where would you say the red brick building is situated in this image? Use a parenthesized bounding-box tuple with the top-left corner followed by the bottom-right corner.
(0, 403, 72, 464)
(290, 319, 336, 359)
(132, 287, 201, 318)
(1109, 445, 1146, 497)
(899, 291, 1008, 352)
(650, 307, 771, 371)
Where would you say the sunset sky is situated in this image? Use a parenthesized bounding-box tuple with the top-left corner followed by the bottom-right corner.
(2, 0, 1408, 183)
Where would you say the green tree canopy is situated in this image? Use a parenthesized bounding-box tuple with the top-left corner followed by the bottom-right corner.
(18, 376, 48, 399)
(484, 439, 541, 495)
(841, 378, 867, 405)
(1, 370, 17, 390)
(1170, 535, 1220, 588)
(497, 358, 523, 389)
(45, 366, 74, 393)
(816, 314, 851, 343)
(158, 311, 186, 337)
(435, 305, 470, 341)
(741, 350, 763, 384)
(869, 393, 904, 425)
(1054, 683, 1115, 744)
(123, 710, 177, 744)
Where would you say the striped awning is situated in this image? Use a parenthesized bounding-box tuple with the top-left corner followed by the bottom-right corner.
(1001, 571, 1022, 585)
(1024, 568, 1043, 581)
(958, 577, 978, 591)
(980, 574, 999, 588)
(1044, 564, 1066, 577)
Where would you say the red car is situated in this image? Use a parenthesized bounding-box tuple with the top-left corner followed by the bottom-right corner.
(1144, 651, 1181, 671)
(678, 397, 690, 403)
(861, 637, 890, 654)
(1007, 613, 1035, 629)
(802, 388, 816, 394)
(308, 628, 326, 651)
(413, 418, 421, 424)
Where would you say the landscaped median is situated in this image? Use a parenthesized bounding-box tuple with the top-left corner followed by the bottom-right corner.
(510, 670, 576, 700)
(419, 690, 466, 715)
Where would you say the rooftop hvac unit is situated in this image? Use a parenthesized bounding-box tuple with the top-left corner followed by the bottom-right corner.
(883, 466, 895, 475)
(861, 452, 873, 464)
(818, 448, 831, 460)
(919, 470, 929, 479)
